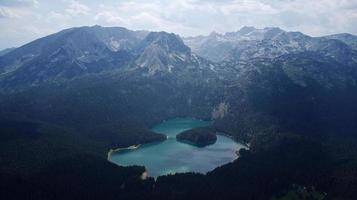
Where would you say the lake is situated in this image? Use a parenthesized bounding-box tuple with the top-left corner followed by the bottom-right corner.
(109, 118, 246, 177)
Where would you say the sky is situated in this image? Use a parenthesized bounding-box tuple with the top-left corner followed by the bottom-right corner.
(1, 0, 357, 49)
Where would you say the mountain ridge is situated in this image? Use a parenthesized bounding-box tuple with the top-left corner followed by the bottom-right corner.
(0, 25, 215, 91)
(184, 26, 357, 63)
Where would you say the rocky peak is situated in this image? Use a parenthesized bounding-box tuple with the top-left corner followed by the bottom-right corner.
(237, 26, 256, 35)
(139, 32, 191, 55)
(223, 26, 285, 41)
(135, 31, 194, 75)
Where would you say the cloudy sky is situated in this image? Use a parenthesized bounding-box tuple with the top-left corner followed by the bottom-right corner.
(1, 0, 357, 49)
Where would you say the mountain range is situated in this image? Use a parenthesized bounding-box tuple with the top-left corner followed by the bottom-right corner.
(1, 25, 357, 200)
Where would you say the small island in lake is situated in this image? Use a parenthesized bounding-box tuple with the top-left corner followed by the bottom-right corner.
(176, 127, 217, 147)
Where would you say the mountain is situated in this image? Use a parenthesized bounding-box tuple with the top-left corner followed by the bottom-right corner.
(0, 47, 16, 56)
(0, 26, 216, 92)
(0, 26, 147, 91)
(1, 25, 357, 200)
(324, 33, 357, 50)
(135, 32, 193, 75)
(0, 25, 221, 144)
(184, 26, 357, 64)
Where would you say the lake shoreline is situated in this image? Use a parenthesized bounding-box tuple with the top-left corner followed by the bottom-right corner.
(107, 144, 141, 161)
(107, 118, 248, 177)
(216, 132, 250, 148)
(107, 144, 151, 180)
(107, 132, 249, 162)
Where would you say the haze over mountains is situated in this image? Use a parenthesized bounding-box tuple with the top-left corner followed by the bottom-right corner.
(184, 26, 357, 62)
(1, 25, 357, 91)
(1, 25, 357, 199)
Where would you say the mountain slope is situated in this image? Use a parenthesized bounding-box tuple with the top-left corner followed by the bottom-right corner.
(0, 47, 16, 56)
(324, 33, 357, 50)
(0, 26, 149, 91)
(0, 26, 217, 92)
(135, 32, 193, 74)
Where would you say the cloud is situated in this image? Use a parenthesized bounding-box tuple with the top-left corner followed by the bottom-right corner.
(65, 0, 90, 15)
(1, 0, 357, 49)
(0, 0, 38, 19)
(0, 0, 38, 7)
(94, 11, 125, 26)
(219, 0, 278, 15)
(0, 6, 18, 18)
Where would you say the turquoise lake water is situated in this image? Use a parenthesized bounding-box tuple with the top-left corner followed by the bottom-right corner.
(109, 118, 245, 177)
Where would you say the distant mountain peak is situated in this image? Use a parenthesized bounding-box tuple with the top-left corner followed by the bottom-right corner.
(323, 33, 357, 50)
(141, 31, 190, 54)
(209, 31, 221, 37)
(183, 26, 357, 63)
(237, 26, 257, 34)
(264, 27, 283, 31)
(135, 31, 193, 75)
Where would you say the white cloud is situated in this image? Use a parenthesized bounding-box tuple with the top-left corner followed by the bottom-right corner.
(65, 0, 90, 15)
(219, 0, 278, 15)
(94, 11, 125, 26)
(0, 0, 38, 19)
(0, 6, 19, 18)
(0, 0, 38, 8)
(0, 0, 357, 49)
